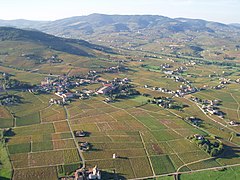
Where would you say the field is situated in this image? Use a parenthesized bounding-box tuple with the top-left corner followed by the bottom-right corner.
(0, 93, 82, 179)
(0, 138, 12, 179)
(180, 166, 240, 180)
(0, 107, 13, 128)
(65, 95, 239, 179)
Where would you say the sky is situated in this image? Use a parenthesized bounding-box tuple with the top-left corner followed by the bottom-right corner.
(0, 0, 239, 24)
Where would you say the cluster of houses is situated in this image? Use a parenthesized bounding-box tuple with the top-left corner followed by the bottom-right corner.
(21, 53, 63, 64)
(144, 84, 198, 97)
(96, 77, 130, 95)
(28, 73, 100, 103)
(176, 85, 198, 97)
(219, 78, 231, 85)
(163, 66, 187, 75)
(49, 98, 66, 105)
(190, 96, 224, 118)
(149, 96, 175, 109)
(210, 77, 240, 90)
(212, 84, 225, 90)
(102, 65, 127, 74)
(0, 95, 21, 106)
(160, 63, 172, 69)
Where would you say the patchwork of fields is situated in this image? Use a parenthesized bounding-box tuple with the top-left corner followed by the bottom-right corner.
(0, 51, 240, 179)
(0, 78, 240, 179)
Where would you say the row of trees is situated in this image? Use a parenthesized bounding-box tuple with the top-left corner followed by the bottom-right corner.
(107, 84, 140, 99)
(148, 96, 185, 111)
(1, 72, 32, 90)
(0, 95, 22, 106)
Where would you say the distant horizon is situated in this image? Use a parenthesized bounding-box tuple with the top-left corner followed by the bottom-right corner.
(0, 0, 239, 24)
(0, 13, 239, 25)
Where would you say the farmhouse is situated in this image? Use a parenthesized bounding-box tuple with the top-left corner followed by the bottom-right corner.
(194, 134, 204, 140)
(229, 121, 239, 126)
(55, 92, 74, 99)
(80, 142, 90, 151)
(88, 166, 101, 180)
(163, 70, 174, 75)
(74, 130, 86, 137)
(74, 166, 101, 180)
(49, 98, 65, 105)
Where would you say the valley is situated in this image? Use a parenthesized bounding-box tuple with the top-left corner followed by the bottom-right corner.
(0, 15, 240, 180)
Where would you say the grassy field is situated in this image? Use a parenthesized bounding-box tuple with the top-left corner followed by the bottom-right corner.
(180, 166, 240, 180)
(0, 107, 13, 128)
(0, 140, 12, 179)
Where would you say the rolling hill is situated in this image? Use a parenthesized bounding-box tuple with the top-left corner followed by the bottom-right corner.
(1, 14, 238, 61)
(1, 14, 240, 62)
(0, 27, 115, 74)
(0, 27, 112, 56)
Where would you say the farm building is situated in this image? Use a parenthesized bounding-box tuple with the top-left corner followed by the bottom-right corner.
(74, 130, 86, 137)
(74, 166, 101, 180)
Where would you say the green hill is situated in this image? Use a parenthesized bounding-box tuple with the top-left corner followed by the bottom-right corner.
(0, 27, 112, 57)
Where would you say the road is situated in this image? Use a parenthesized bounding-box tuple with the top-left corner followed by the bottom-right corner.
(184, 97, 239, 134)
(63, 105, 86, 169)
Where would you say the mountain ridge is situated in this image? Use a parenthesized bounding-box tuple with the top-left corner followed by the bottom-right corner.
(1, 14, 239, 61)
(0, 26, 113, 56)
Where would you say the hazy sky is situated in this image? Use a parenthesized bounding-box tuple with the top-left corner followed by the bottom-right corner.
(0, 0, 239, 24)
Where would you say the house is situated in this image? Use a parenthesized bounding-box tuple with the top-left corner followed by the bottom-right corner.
(63, 93, 74, 99)
(229, 121, 238, 126)
(74, 166, 101, 180)
(74, 130, 86, 137)
(88, 166, 101, 180)
(55, 92, 74, 99)
(74, 169, 85, 180)
(194, 134, 204, 140)
(97, 84, 113, 94)
(80, 142, 90, 151)
(41, 77, 54, 86)
(163, 70, 174, 75)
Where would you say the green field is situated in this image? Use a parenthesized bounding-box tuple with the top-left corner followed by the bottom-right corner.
(180, 166, 240, 180)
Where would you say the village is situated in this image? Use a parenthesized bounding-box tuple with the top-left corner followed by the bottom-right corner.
(190, 96, 239, 126)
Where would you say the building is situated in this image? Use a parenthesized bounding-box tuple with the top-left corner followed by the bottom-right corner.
(88, 166, 101, 180)
(55, 92, 74, 99)
(97, 84, 113, 94)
